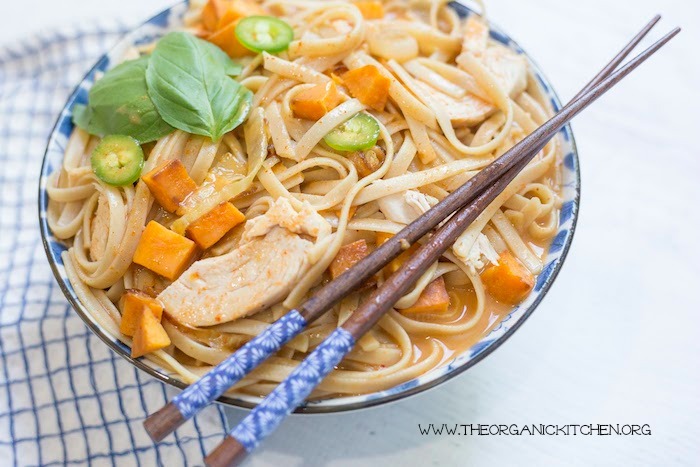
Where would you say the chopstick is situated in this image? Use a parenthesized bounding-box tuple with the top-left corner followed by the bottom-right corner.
(204, 24, 680, 466)
(143, 15, 668, 443)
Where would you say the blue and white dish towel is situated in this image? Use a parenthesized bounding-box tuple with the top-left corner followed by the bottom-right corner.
(0, 22, 228, 466)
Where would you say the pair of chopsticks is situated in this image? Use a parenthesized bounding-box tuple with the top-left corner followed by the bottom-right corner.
(142, 16, 678, 466)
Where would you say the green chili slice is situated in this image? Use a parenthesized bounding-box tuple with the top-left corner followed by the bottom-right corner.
(324, 113, 381, 152)
(91, 135, 145, 186)
(235, 16, 294, 54)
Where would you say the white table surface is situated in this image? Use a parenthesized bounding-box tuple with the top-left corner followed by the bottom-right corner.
(3, 1, 699, 466)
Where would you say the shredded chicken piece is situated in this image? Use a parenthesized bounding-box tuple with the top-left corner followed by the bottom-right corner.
(412, 80, 495, 127)
(461, 233, 500, 274)
(378, 190, 438, 224)
(479, 44, 528, 98)
(244, 197, 331, 241)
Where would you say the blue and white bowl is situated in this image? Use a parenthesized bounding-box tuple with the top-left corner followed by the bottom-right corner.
(39, 1, 580, 413)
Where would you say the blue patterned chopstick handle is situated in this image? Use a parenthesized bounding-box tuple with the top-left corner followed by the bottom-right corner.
(230, 328, 355, 451)
(173, 310, 307, 420)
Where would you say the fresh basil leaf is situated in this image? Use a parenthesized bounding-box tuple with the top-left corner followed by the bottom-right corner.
(85, 56, 174, 143)
(224, 60, 244, 77)
(72, 104, 92, 130)
(146, 32, 252, 142)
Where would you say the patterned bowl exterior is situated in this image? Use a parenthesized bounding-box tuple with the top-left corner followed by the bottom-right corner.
(38, 1, 580, 413)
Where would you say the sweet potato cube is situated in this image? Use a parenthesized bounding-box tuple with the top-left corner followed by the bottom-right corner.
(481, 251, 535, 305)
(142, 160, 197, 213)
(342, 65, 391, 111)
(376, 232, 419, 277)
(401, 276, 450, 315)
(133, 221, 198, 281)
(329, 239, 370, 279)
(131, 308, 171, 358)
(216, 0, 265, 29)
(186, 203, 246, 249)
(353, 1, 385, 19)
(204, 0, 264, 58)
(206, 20, 253, 58)
(291, 82, 343, 121)
(201, 0, 230, 32)
(119, 290, 163, 337)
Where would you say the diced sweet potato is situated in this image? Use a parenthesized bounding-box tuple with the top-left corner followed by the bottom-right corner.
(401, 276, 450, 315)
(353, 1, 385, 19)
(207, 21, 252, 58)
(186, 202, 246, 249)
(142, 160, 197, 213)
(203, 0, 264, 57)
(329, 239, 370, 279)
(119, 290, 163, 337)
(216, 0, 265, 28)
(201, 0, 230, 32)
(291, 82, 343, 121)
(376, 232, 419, 276)
(481, 251, 535, 305)
(342, 65, 391, 111)
(133, 221, 198, 281)
(201, 0, 264, 32)
(131, 309, 171, 358)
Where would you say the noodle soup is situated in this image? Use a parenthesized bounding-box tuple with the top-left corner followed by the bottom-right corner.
(46, 0, 565, 400)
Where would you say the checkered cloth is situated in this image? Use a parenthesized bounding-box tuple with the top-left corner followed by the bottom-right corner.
(0, 22, 228, 466)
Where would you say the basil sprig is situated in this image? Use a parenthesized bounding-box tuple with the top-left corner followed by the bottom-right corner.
(146, 32, 252, 142)
(73, 32, 251, 143)
(73, 57, 174, 143)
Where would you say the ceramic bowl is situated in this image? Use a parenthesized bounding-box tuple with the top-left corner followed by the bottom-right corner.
(39, 1, 580, 413)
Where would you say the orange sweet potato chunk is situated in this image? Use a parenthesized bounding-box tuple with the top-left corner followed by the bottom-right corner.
(291, 82, 343, 121)
(342, 65, 391, 111)
(353, 1, 385, 19)
(201, 0, 264, 32)
(203, 0, 265, 58)
(186, 203, 246, 249)
(119, 290, 163, 337)
(133, 221, 198, 281)
(202, 0, 230, 32)
(376, 232, 419, 276)
(142, 160, 197, 213)
(131, 309, 171, 358)
(217, 0, 265, 28)
(401, 276, 450, 315)
(481, 251, 535, 305)
(207, 20, 253, 58)
(329, 239, 370, 280)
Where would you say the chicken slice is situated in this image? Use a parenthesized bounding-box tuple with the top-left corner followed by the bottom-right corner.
(461, 16, 489, 56)
(412, 80, 496, 127)
(457, 16, 528, 100)
(159, 198, 329, 327)
(379, 190, 438, 225)
(479, 44, 528, 98)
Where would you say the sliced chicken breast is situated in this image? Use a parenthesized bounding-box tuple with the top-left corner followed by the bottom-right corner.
(158, 198, 330, 327)
(412, 80, 496, 127)
(479, 44, 528, 98)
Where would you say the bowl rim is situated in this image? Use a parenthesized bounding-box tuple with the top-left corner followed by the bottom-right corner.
(38, 1, 581, 414)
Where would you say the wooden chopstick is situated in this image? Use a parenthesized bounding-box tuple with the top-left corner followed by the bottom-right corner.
(143, 16, 669, 443)
(204, 24, 680, 467)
